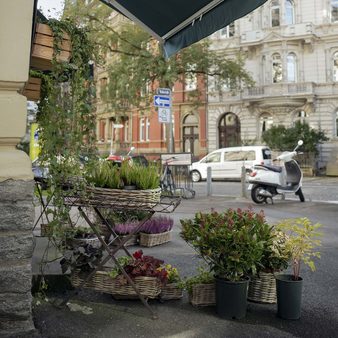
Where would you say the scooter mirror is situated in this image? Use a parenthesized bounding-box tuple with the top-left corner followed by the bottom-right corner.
(298, 140, 304, 146)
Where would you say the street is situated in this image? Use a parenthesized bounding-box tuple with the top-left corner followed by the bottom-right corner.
(190, 176, 338, 203)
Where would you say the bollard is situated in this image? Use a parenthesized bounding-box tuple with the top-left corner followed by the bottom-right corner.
(207, 166, 212, 196)
(241, 165, 247, 198)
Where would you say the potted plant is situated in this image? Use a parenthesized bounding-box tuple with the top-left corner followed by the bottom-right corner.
(111, 221, 140, 246)
(248, 228, 290, 304)
(120, 160, 137, 189)
(134, 163, 160, 190)
(139, 215, 174, 247)
(159, 264, 183, 300)
(180, 208, 267, 319)
(275, 217, 322, 319)
(183, 267, 216, 307)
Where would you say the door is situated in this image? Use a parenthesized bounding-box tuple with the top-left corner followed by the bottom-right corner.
(218, 113, 241, 148)
(183, 114, 199, 157)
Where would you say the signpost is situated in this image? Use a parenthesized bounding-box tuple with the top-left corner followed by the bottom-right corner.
(154, 88, 173, 152)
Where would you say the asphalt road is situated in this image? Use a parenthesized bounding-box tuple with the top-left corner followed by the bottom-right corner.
(190, 176, 338, 203)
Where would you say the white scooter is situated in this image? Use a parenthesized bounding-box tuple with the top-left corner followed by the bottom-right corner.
(247, 140, 305, 204)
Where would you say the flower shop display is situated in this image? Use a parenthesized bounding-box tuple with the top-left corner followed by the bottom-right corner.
(184, 268, 216, 307)
(180, 208, 268, 319)
(275, 217, 322, 320)
(110, 221, 140, 246)
(159, 264, 183, 300)
(139, 216, 174, 247)
(248, 229, 290, 304)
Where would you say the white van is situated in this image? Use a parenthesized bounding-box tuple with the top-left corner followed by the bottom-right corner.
(190, 146, 272, 182)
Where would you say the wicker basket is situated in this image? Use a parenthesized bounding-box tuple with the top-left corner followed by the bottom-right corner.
(75, 186, 161, 209)
(189, 283, 216, 307)
(111, 234, 139, 247)
(139, 231, 171, 247)
(160, 283, 183, 300)
(248, 271, 277, 304)
(71, 269, 161, 299)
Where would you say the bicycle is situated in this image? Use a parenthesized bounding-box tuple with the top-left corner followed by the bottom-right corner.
(160, 156, 177, 196)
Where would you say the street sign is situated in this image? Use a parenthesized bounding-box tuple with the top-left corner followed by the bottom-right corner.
(157, 88, 171, 96)
(154, 95, 171, 107)
(158, 107, 171, 123)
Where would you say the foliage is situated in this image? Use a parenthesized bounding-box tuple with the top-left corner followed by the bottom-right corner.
(85, 160, 121, 189)
(164, 264, 181, 284)
(108, 250, 168, 284)
(134, 163, 160, 190)
(34, 17, 98, 236)
(63, 1, 254, 121)
(180, 208, 268, 281)
(276, 218, 322, 280)
(260, 229, 290, 273)
(120, 160, 137, 186)
(262, 121, 328, 154)
(183, 267, 215, 294)
(139, 216, 174, 234)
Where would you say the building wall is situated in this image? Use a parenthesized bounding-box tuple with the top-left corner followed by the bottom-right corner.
(208, 0, 338, 174)
(0, 1, 36, 336)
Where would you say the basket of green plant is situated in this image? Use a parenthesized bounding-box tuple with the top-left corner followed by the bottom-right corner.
(159, 264, 183, 300)
(184, 268, 215, 307)
(248, 229, 289, 304)
(71, 250, 167, 299)
(80, 160, 161, 209)
(139, 216, 174, 247)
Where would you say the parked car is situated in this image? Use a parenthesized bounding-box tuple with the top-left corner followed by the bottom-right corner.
(189, 146, 272, 182)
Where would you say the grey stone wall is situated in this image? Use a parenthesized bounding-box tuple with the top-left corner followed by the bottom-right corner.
(0, 180, 36, 337)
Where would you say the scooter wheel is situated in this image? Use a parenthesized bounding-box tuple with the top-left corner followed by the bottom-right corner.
(251, 185, 266, 204)
(296, 188, 305, 202)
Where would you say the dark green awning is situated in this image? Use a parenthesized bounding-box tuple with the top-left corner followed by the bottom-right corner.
(99, 0, 267, 58)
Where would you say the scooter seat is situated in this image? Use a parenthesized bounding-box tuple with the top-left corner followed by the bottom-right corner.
(257, 164, 283, 173)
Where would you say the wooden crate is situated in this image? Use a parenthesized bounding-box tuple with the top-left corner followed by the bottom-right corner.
(30, 23, 71, 71)
(22, 77, 41, 101)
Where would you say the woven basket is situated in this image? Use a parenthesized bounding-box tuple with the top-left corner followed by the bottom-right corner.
(139, 231, 171, 247)
(111, 234, 139, 247)
(248, 271, 277, 304)
(189, 283, 216, 307)
(160, 283, 183, 300)
(71, 269, 161, 299)
(79, 186, 161, 209)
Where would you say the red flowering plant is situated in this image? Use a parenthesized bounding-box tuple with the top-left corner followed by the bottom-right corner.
(109, 250, 168, 285)
(180, 208, 269, 281)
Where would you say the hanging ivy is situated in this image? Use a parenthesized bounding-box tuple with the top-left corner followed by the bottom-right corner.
(34, 18, 98, 236)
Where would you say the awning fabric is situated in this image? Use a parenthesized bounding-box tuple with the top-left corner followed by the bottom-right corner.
(99, 0, 267, 58)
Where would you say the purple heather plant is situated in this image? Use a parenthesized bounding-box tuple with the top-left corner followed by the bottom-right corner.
(139, 216, 174, 234)
(113, 221, 139, 235)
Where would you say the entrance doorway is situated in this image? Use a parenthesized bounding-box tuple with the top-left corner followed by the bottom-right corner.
(218, 113, 240, 148)
(183, 114, 199, 157)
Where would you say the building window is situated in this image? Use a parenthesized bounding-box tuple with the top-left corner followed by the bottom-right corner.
(333, 52, 338, 82)
(285, 0, 295, 25)
(220, 22, 235, 38)
(272, 53, 283, 83)
(294, 110, 308, 125)
(99, 77, 108, 99)
(271, 0, 280, 27)
(145, 117, 150, 141)
(99, 120, 106, 142)
(139, 117, 145, 141)
(260, 114, 273, 135)
(287, 52, 297, 82)
(124, 120, 129, 142)
(332, 0, 338, 22)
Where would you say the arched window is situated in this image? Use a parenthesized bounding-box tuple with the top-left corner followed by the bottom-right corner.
(260, 113, 273, 135)
(287, 52, 297, 82)
(333, 52, 338, 82)
(285, 0, 295, 25)
(294, 110, 308, 125)
(272, 53, 283, 83)
(271, 0, 280, 27)
(332, 0, 338, 22)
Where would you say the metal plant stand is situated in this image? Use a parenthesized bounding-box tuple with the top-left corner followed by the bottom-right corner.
(62, 188, 180, 319)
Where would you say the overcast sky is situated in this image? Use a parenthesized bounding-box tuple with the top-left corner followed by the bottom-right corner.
(37, 0, 65, 19)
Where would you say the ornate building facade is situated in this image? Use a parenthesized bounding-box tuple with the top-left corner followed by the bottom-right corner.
(208, 0, 338, 174)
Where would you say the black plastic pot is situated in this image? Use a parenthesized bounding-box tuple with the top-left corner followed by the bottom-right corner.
(276, 274, 303, 320)
(215, 277, 249, 320)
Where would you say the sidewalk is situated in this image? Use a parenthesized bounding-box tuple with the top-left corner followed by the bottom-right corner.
(31, 196, 338, 338)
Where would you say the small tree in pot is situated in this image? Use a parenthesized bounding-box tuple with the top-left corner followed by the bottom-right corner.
(180, 208, 268, 319)
(275, 217, 322, 319)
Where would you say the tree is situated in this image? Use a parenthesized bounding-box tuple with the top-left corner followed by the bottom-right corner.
(63, 0, 254, 148)
(262, 121, 328, 154)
